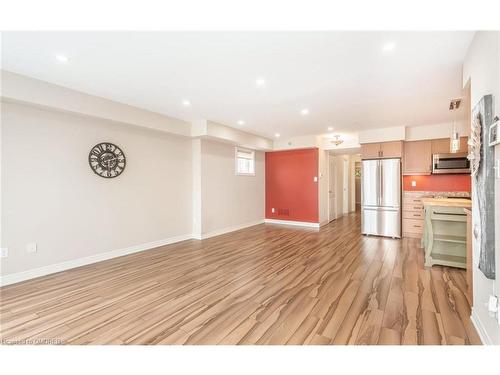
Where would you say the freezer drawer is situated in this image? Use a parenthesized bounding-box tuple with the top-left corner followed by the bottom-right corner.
(362, 207, 401, 238)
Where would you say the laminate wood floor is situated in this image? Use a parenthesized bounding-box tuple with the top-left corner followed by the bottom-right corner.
(0, 212, 480, 345)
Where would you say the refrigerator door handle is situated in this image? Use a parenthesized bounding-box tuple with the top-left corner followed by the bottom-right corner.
(380, 161, 383, 206)
(363, 206, 399, 211)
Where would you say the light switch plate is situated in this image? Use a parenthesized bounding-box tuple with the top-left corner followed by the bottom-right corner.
(0, 248, 8, 258)
(488, 295, 498, 313)
(271, 208, 275, 213)
(26, 242, 37, 253)
(411, 180, 417, 187)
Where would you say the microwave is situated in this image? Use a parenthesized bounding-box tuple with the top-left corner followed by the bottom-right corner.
(432, 153, 470, 174)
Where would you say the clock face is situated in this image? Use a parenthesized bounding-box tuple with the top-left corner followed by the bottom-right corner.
(88, 142, 126, 178)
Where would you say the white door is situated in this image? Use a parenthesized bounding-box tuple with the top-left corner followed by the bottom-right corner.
(328, 156, 336, 221)
(343, 158, 349, 214)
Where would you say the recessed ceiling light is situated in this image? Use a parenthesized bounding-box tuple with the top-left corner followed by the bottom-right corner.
(256, 78, 266, 87)
(55, 54, 69, 63)
(182, 100, 191, 107)
(327, 126, 334, 131)
(300, 108, 309, 116)
(237, 120, 245, 126)
(382, 42, 396, 52)
(274, 133, 281, 138)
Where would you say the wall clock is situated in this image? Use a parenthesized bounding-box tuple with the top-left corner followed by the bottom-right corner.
(88, 142, 126, 178)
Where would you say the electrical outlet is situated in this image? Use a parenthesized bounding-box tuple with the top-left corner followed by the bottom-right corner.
(411, 180, 417, 187)
(0, 248, 8, 258)
(26, 242, 37, 253)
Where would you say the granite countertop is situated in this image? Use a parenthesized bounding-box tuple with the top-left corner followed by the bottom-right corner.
(421, 197, 472, 207)
(404, 190, 470, 198)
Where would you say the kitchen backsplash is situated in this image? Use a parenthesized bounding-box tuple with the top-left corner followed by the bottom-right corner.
(403, 190, 470, 198)
(402, 175, 471, 192)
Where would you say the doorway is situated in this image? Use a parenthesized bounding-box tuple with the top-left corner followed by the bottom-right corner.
(355, 161, 361, 211)
(328, 155, 336, 222)
(342, 158, 349, 214)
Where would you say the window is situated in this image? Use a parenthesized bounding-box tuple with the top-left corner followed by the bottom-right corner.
(235, 147, 255, 175)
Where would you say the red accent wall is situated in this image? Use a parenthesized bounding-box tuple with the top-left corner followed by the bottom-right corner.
(265, 148, 319, 223)
(403, 175, 471, 192)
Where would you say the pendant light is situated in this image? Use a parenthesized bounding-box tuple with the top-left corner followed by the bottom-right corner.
(449, 98, 462, 153)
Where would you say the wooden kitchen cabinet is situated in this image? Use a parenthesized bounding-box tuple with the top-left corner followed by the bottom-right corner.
(380, 141, 403, 158)
(459, 136, 469, 153)
(361, 143, 382, 159)
(431, 137, 469, 154)
(403, 140, 432, 175)
(361, 141, 403, 159)
(431, 138, 451, 154)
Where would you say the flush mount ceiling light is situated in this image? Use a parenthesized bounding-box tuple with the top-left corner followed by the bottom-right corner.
(382, 42, 396, 52)
(182, 100, 191, 107)
(327, 126, 334, 131)
(237, 120, 245, 126)
(300, 108, 310, 116)
(331, 135, 344, 146)
(274, 133, 281, 138)
(256, 78, 266, 87)
(55, 54, 69, 63)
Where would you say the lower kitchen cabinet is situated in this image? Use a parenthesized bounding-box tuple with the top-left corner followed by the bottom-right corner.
(402, 192, 425, 239)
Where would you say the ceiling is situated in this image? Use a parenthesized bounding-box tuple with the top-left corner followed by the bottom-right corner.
(1, 31, 474, 139)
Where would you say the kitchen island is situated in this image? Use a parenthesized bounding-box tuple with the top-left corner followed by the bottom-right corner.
(421, 197, 472, 269)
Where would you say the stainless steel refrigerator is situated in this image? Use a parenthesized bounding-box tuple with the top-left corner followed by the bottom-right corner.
(361, 158, 401, 238)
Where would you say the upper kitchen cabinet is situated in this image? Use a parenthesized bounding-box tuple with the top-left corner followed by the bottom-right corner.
(403, 140, 432, 175)
(380, 141, 403, 158)
(431, 137, 469, 154)
(361, 141, 403, 159)
(360, 143, 381, 159)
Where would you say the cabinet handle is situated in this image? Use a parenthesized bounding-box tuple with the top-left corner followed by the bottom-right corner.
(413, 206, 420, 209)
(413, 225, 422, 228)
(413, 214, 420, 217)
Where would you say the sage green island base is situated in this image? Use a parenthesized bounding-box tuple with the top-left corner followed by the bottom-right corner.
(422, 204, 467, 269)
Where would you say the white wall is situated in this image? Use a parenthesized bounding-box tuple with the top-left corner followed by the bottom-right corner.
(273, 135, 319, 150)
(358, 126, 405, 144)
(2, 71, 273, 150)
(1, 101, 193, 277)
(0, 72, 272, 284)
(350, 155, 361, 211)
(197, 139, 265, 237)
(462, 30, 500, 345)
(2, 71, 191, 137)
(318, 147, 329, 226)
(405, 121, 469, 141)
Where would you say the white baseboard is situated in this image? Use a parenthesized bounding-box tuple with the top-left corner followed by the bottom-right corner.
(0, 234, 193, 287)
(264, 218, 320, 228)
(194, 219, 265, 240)
(471, 307, 493, 345)
(0, 220, 268, 287)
